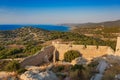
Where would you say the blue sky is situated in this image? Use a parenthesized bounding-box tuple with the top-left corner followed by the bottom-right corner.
(0, 0, 120, 24)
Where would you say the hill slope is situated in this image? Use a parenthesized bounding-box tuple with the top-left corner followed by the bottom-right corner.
(69, 20, 120, 41)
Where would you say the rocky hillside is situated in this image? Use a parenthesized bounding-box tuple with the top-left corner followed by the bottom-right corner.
(0, 27, 51, 45)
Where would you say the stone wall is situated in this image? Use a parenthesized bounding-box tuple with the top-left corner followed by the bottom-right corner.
(53, 42, 114, 61)
(21, 46, 55, 67)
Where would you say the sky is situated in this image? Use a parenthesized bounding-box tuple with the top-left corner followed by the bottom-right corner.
(0, 0, 120, 24)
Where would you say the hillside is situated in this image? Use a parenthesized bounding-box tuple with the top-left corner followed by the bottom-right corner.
(0, 27, 51, 45)
(66, 20, 120, 41)
(0, 26, 116, 59)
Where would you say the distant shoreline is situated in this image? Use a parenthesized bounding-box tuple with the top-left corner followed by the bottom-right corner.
(0, 25, 69, 32)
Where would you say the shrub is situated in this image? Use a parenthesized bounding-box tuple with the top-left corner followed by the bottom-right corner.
(4, 60, 20, 72)
(64, 50, 81, 62)
(0, 48, 23, 59)
(4, 60, 26, 74)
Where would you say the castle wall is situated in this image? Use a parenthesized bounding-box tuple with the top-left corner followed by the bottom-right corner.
(21, 46, 55, 67)
(53, 43, 114, 61)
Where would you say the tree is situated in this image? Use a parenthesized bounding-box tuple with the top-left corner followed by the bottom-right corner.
(64, 50, 81, 62)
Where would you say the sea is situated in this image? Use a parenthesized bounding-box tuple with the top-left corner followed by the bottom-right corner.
(0, 25, 69, 32)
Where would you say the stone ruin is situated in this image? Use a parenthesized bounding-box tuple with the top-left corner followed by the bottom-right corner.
(21, 37, 120, 67)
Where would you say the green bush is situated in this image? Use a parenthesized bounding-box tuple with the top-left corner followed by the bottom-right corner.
(64, 50, 81, 62)
(17, 68, 27, 74)
(4, 60, 20, 72)
(0, 48, 23, 59)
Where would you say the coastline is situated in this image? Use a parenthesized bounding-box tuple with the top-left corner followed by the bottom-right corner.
(0, 25, 69, 32)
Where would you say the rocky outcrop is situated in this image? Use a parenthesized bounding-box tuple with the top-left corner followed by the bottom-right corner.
(20, 70, 58, 80)
(71, 57, 87, 65)
(91, 60, 109, 80)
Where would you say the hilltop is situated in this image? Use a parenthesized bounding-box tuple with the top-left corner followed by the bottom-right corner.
(63, 20, 120, 41)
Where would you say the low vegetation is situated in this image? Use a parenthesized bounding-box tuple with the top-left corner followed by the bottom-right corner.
(0, 45, 42, 59)
(72, 26, 119, 41)
(4, 60, 20, 72)
(0, 60, 26, 74)
(50, 31, 116, 50)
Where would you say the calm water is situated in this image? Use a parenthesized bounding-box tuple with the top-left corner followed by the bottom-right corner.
(0, 25, 69, 32)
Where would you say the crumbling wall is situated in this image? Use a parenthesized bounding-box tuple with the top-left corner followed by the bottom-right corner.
(21, 46, 55, 67)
